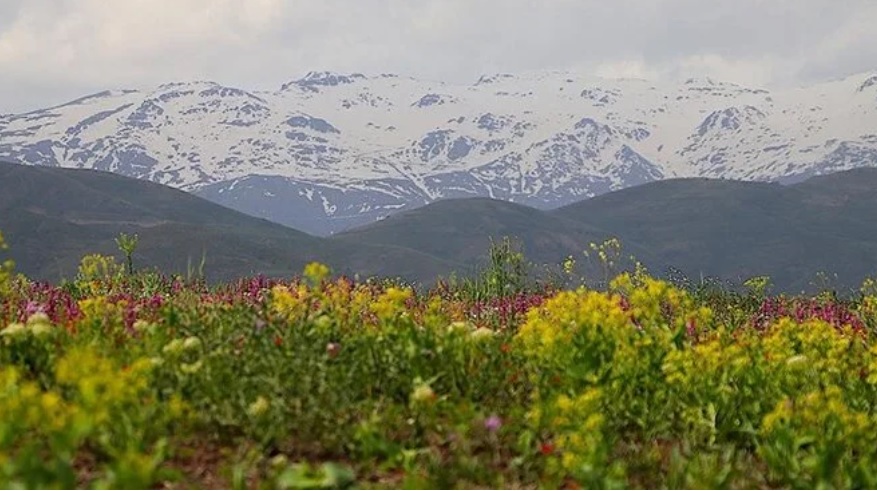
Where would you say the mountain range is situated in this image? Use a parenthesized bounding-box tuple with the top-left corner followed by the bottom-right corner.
(2, 70, 876, 235)
(2, 161, 876, 293)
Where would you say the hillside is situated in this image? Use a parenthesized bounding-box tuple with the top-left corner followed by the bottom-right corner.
(0, 161, 459, 282)
(3, 161, 876, 292)
(343, 168, 877, 293)
(336, 197, 663, 273)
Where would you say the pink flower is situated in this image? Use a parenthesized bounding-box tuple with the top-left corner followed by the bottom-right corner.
(484, 414, 502, 433)
(24, 301, 45, 317)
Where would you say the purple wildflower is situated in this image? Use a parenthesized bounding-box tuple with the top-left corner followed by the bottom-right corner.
(484, 414, 502, 433)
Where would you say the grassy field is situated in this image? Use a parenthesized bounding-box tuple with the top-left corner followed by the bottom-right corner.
(2, 232, 877, 488)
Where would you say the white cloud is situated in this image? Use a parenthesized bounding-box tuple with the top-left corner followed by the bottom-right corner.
(594, 60, 662, 82)
(0, 0, 875, 112)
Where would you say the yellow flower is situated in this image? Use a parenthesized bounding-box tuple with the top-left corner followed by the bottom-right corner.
(133, 320, 157, 333)
(0, 230, 13, 295)
(26, 313, 53, 335)
(447, 321, 472, 334)
(516, 288, 629, 360)
(270, 454, 289, 469)
(470, 327, 495, 341)
(247, 396, 270, 417)
(26, 312, 50, 326)
(562, 256, 576, 275)
(180, 360, 203, 374)
(1, 322, 26, 337)
(182, 336, 202, 350)
(303, 262, 331, 284)
(270, 285, 309, 321)
(785, 354, 808, 367)
(162, 339, 185, 355)
(371, 287, 413, 321)
(314, 314, 333, 331)
(411, 382, 436, 404)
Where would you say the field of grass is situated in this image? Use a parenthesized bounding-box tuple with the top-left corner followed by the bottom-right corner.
(2, 232, 877, 488)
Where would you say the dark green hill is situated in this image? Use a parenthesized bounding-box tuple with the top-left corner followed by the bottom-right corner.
(552, 172, 877, 292)
(4, 160, 877, 292)
(342, 171, 877, 293)
(336, 197, 661, 272)
(0, 162, 459, 283)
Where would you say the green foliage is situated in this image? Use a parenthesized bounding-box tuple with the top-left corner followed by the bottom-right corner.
(267, 458, 356, 490)
(75, 254, 125, 296)
(185, 249, 208, 282)
(0, 229, 14, 297)
(2, 237, 877, 488)
(446, 236, 533, 303)
(115, 232, 139, 275)
(0, 348, 184, 488)
(744, 275, 772, 299)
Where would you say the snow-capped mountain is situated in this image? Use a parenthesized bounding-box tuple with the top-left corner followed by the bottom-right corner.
(2, 70, 876, 235)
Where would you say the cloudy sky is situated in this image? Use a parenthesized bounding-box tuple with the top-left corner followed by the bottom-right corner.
(1, 0, 875, 113)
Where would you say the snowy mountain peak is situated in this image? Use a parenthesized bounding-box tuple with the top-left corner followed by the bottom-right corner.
(696, 106, 766, 136)
(281, 71, 368, 91)
(474, 73, 516, 86)
(857, 74, 877, 93)
(2, 69, 877, 235)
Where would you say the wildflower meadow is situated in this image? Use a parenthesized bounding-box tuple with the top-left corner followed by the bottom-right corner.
(2, 230, 877, 489)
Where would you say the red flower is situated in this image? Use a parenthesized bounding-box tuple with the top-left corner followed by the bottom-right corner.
(274, 335, 283, 347)
(686, 317, 697, 337)
(539, 442, 554, 456)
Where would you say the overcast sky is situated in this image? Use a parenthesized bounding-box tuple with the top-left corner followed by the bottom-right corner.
(1, 0, 875, 113)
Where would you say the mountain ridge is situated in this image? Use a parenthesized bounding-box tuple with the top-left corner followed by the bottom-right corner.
(2, 69, 876, 235)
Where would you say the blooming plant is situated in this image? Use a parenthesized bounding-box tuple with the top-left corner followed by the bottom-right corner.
(0, 230, 14, 296)
(0, 237, 876, 488)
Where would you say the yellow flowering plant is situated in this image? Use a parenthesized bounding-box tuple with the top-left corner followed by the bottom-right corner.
(0, 348, 187, 488)
(0, 229, 14, 297)
(759, 387, 877, 488)
(76, 254, 124, 296)
(3, 234, 877, 488)
(527, 388, 624, 488)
